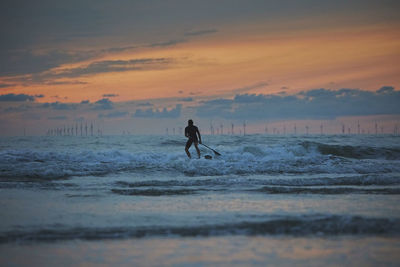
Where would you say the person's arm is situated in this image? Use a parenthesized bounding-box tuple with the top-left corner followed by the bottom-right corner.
(197, 128, 202, 144)
(185, 127, 189, 138)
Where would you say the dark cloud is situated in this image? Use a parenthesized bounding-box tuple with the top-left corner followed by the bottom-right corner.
(102, 46, 138, 53)
(0, 49, 96, 76)
(102, 94, 119, 98)
(377, 86, 395, 94)
(196, 87, 400, 120)
(3, 105, 32, 113)
(0, 83, 14, 88)
(184, 29, 218, 37)
(48, 115, 68, 120)
(0, 48, 175, 82)
(98, 111, 128, 118)
(41, 102, 76, 110)
(148, 39, 186, 48)
(0, 93, 35, 102)
(44, 80, 88, 85)
(2, 57, 172, 84)
(179, 97, 193, 102)
(93, 98, 113, 110)
(1, 0, 399, 79)
(134, 104, 182, 118)
(80, 100, 90, 104)
(38, 58, 175, 81)
(196, 98, 233, 118)
(0, 44, 147, 78)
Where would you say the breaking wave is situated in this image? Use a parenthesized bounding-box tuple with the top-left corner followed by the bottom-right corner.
(301, 141, 400, 160)
(115, 175, 400, 188)
(2, 215, 399, 243)
(111, 188, 198, 196)
(1, 143, 400, 179)
(255, 186, 400, 195)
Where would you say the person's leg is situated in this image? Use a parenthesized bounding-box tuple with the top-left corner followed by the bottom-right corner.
(185, 140, 192, 158)
(194, 142, 200, 159)
(185, 147, 191, 158)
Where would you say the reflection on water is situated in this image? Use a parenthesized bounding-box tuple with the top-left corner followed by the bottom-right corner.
(1, 236, 400, 266)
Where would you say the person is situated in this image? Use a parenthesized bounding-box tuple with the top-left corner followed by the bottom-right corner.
(185, 119, 202, 159)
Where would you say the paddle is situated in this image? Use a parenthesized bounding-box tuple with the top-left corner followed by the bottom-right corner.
(200, 143, 221, 156)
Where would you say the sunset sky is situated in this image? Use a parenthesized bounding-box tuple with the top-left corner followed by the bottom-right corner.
(0, 0, 399, 135)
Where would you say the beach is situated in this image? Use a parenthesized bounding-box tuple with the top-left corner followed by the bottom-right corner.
(1, 134, 399, 266)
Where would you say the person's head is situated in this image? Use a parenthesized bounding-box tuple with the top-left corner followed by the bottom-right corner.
(188, 119, 193, 126)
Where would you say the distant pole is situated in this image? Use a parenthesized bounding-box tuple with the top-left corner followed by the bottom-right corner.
(342, 124, 345, 134)
(357, 121, 360, 135)
(305, 125, 309, 135)
(231, 123, 234, 135)
(294, 124, 297, 135)
(243, 121, 246, 136)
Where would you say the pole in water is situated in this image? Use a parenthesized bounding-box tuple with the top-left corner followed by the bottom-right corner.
(201, 143, 221, 156)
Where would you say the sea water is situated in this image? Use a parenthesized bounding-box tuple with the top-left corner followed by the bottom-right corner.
(0, 134, 399, 266)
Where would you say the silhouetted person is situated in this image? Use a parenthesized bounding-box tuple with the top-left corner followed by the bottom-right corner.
(185, 119, 202, 159)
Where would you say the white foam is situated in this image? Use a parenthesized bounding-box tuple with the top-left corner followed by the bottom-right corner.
(1, 142, 400, 179)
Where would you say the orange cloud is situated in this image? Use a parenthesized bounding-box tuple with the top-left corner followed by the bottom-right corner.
(3, 24, 399, 103)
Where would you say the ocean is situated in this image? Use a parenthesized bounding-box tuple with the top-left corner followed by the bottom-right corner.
(0, 134, 399, 266)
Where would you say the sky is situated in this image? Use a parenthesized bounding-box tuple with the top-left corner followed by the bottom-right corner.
(0, 0, 399, 136)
